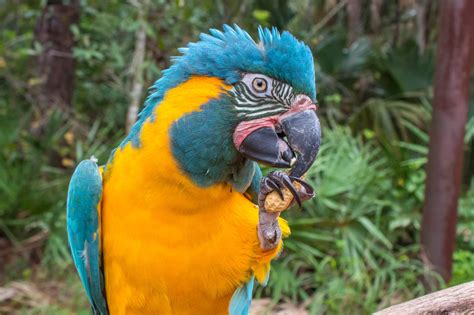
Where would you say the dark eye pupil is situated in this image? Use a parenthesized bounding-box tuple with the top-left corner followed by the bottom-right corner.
(252, 78, 267, 92)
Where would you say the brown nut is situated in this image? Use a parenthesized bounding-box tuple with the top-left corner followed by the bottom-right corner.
(264, 181, 303, 213)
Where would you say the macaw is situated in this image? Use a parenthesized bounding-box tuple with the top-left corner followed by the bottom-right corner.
(67, 25, 321, 315)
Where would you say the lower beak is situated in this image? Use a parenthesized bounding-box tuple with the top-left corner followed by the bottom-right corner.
(238, 126, 295, 168)
(235, 108, 321, 177)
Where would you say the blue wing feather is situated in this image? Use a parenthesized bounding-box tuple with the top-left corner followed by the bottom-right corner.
(67, 159, 108, 315)
(245, 165, 262, 204)
(230, 160, 257, 193)
(229, 276, 255, 315)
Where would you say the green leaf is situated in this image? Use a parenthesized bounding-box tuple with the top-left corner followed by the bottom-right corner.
(357, 217, 392, 249)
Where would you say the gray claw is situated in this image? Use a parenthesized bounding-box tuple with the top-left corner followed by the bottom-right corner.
(268, 180, 284, 200)
(290, 176, 315, 197)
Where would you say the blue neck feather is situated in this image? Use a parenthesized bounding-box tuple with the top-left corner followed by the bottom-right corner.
(169, 96, 254, 188)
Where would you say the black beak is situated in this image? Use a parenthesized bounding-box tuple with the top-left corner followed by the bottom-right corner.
(236, 109, 321, 177)
(280, 109, 321, 177)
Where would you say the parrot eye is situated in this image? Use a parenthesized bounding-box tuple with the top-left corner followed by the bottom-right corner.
(251, 78, 268, 93)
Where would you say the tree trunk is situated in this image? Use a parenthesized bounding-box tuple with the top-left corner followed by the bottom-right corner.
(370, 0, 382, 33)
(421, 0, 474, 283)
(347, 0, 362, 46)
(375, 281, 474, 314)
(35, 0, 80, 109)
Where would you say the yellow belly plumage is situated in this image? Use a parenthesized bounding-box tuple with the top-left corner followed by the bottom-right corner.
(101, 76, 289, 314)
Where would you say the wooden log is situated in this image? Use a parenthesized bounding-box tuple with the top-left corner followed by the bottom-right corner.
(375, 281, 474, 315)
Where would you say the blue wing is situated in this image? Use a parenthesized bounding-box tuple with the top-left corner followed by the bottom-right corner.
(67, 159, 108, 315)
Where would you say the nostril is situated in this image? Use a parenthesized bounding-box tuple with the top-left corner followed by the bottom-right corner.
(295, 98, 306, 106)
(290, 94, 316, 112)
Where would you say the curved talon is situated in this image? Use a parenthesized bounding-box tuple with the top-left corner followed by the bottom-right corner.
(267, 180, 284, 200)
(260, 171, 315, 211)
(269, 174, 285, 190)
(282, 177, 302, 208)
(268, 171, 284, 184)
(289, 176, 315, 196)
(260, 178, 274, 194)
(260, 178, 270, 194)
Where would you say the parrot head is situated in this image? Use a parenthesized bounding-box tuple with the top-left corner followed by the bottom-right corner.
(230, 73, 320, 179)
(125, 25, 321, 189)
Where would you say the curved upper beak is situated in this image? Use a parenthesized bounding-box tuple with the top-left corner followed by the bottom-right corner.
(233, 95, 321, 177)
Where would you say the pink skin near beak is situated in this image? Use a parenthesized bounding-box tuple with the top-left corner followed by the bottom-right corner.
(233, 94, 317, 150)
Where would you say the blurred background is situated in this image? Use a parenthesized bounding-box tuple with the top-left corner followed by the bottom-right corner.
(1, 0, 473, 314)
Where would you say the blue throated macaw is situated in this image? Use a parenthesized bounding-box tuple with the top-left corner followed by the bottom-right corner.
(67, 25, 321, 315)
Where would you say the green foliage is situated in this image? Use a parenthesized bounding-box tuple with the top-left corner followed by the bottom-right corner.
(350, 98, 429, 142)
(0, 101, 117, 272)
(371, 40, 435, 97)
(450, 250, 474, 287)
(451, 183, 474, 288)
(309, 32, 434, 144)
(457, 181, 474, 251)
(466, 116, 474, 143)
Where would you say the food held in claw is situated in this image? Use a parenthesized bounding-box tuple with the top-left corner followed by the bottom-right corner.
(264, 180, 303, 212)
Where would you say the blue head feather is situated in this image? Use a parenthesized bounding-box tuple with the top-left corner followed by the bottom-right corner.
(121, 24, 316, 148)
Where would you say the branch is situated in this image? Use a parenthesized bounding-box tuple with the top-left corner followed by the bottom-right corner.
(370, 0, 382, 32)
(126, 0, 148, 133)
(375, 281, 474, 314)
(415, 0, 427, 54)
(313, 0, 348, 35)
(347, 0, 362, 46)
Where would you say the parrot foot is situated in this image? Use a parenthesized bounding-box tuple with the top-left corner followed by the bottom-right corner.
(258, 171, 314, 209)
(257, 211, 282, 250)
(257, 171, 315, 250)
